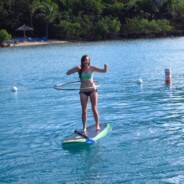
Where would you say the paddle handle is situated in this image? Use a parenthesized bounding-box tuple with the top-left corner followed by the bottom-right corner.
(74, 130, 88, 138)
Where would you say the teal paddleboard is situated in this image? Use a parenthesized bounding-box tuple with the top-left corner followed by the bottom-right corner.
(62, 123, 111, 145)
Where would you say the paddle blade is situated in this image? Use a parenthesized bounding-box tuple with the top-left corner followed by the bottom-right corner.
(86, 138, 96, 144)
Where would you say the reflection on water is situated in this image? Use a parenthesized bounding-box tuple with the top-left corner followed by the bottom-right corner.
(1, 37, 184, 183)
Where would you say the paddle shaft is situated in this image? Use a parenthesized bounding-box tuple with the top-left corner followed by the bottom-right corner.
(74, 130, 88, 139)
(74, 130, 96, 143)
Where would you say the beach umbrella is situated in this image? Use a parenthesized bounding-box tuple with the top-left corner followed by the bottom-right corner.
(16, 24, 34, 39)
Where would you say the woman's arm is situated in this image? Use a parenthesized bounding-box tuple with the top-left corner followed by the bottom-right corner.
(92, 64, 108, 73)
(66, 66, 81, 75)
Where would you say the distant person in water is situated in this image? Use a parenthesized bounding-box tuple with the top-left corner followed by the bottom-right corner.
(66, 55, 108, 132)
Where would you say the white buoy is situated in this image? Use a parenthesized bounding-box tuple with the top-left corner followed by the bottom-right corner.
(137, 79, 143, 84)
(11, 86, 18, 92)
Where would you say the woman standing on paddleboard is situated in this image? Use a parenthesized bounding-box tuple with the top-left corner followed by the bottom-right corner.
(66, 55, 108, 132)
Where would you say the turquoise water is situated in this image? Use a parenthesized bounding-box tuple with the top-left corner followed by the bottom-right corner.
(0, 38, 184, 183)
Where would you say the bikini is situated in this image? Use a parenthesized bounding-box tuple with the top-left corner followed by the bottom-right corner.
(79, 71, 97, 96)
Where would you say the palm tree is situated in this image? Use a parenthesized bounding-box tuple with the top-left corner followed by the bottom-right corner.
(29, 0, 40, 34)
(37, 0, 58, 39)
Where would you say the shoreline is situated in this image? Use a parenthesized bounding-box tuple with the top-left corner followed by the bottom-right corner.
(1, 39, 70, 48)
(1, 34, 184, 48)
(13, 40, 69, 47)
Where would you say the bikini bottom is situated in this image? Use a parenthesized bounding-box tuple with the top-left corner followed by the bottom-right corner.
(79, 89, 97, 97)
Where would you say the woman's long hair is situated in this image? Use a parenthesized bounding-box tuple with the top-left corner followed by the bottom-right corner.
(79, 55, 90, 79)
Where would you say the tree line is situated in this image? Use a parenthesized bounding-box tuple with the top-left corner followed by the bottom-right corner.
(1, 0, 184, 41)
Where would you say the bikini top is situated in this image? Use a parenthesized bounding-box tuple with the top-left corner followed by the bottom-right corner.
(80, 71, 93, 80)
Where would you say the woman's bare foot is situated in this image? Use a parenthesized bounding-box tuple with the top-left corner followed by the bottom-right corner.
(96, 126, 101, 131)
(82, 128, 87, 133)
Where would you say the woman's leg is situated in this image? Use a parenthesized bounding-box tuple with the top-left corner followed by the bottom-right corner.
(80, 93, 88, 132)
(90, 91, 100, 131)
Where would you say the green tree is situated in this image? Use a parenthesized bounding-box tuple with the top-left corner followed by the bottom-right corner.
(74, 14, 94, 40)
(95, 17, 121, 39)
(58, 20, 81, 39)
(0, 0, 17, 32)
(125, 18, 173, 36)
(29, 0, 40, 33)
(103, 1, 124, 18)
(157, 19, 173, 34)
(37, 0, 58, 39)
(0, 29, 12, 43)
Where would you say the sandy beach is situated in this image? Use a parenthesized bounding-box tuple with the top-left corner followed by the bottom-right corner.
(0, 39, 69, 48)
(12, 40, 69, 47)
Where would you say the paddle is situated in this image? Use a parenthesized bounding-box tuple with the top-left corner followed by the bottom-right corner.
(74, 130, 96, 144)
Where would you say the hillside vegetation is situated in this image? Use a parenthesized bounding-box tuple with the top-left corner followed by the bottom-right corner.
(1, 0, 184, 40)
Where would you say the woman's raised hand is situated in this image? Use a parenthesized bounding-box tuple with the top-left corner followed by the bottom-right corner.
(104, 64, 108, 72)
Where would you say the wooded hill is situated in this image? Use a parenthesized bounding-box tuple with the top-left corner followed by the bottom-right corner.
(1, 0, 184, 41)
